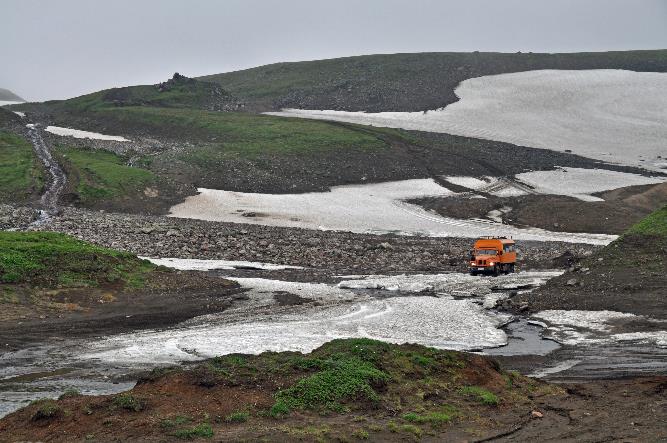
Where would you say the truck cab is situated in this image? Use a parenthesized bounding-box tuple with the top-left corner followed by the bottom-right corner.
(469, 237, 517, 276)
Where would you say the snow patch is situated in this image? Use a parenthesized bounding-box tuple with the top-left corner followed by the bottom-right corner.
(516, 167, 664, 201)
(534, 310, 667, 347)
(45, 126, 130, 142)
(268, 70, 667, 171)
(79, 295, 510, 364)
(337, 271, 561, 295)
(168, 179, 616, 244)
(141, 257, 303, 271)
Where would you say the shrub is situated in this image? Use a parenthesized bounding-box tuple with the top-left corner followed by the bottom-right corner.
(352, 428, 369, 439)
(225, 410, 249, 423)
(269, 400, 291, 418)
(112, 393, 144, 411)
(172, 422, 214, 439)
(30, 399, 61, 421)
(58, 388, 81, 399)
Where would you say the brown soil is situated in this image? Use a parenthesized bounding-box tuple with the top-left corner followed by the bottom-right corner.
(1, 341, 665, 442)
(413, 182, 667, 235)
(0, 270, 242, 351)
(518, 233, 667, 319)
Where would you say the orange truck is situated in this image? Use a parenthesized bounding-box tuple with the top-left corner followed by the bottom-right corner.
(468, 237, 517, 276)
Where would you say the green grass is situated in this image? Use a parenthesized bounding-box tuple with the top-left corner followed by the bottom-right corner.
(273, 339, 390, 413)
(0, 131, 43, 202)
(459, 386, 499, 405)
(58, 146, 155, 204)
(625, 205, 667, 237)
(225, 410, 250, 423)
(172, 422, 214, 439)
(402, 411, 452, 427)
(160, 416, 191, 429)
(0, 231, 154, 287)
(91, 107, 387, 157)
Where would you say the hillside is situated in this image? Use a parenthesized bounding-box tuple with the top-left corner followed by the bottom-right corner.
(521, 205, 667, 317)
(0, 88, 24, 103)
(199, 50, 667, 112)
(2, 338, 665, 441)
(0, 231, 240, 345)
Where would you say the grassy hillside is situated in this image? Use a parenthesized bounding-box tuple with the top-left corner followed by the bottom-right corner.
(522, 204, 667, 317)
(57, 146, 156, 204)
(17, 74, 238, 115)
(0, 338, 560, 441)
(625, 204, 667, 236)
(0, 231, 155, 287)
(200, 50, 667, 111)
(0, 131, 44, 204)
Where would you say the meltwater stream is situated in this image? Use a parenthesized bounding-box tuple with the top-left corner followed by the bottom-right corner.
(2, 268, 665, 417)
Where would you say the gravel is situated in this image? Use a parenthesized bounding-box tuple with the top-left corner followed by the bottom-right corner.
(5, 206, 603, 274)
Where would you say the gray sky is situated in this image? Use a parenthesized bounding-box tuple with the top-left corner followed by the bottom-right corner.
(2, 0, 666, 101)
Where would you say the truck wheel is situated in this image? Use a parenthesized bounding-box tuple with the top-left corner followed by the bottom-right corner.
(470, 270, 477, 276)
(493, 266, 500, 277)
(509, 264, 515, 273)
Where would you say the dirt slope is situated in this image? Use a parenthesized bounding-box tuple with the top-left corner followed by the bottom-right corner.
(520, 205, 667, 318)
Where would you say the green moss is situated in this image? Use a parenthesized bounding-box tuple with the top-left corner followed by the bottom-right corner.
(625, 205, 667, 237)
(58, 146, 155, 204)
(273, 355, 388, 412)
(0, 131, 43, 203)
(459, 386, 499, 406)
(0, 231, 155, 287)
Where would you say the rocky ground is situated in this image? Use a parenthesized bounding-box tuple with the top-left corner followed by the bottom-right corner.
(0, 205, 600, 275)
(413, 182, 667, 235)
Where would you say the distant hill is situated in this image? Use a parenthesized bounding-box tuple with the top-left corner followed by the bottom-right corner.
(0, 88, 24, 102)
(199, 49, 667, 112)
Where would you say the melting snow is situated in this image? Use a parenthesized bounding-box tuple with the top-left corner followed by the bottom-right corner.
(268, 70, 667, 171)
(168, 178, 615, 244)
(45, 126, 130, 142)
(79, 296, 510, 364)
(534, 310, 667, 347)
(141, 257, 303, 271)
(337, 271, 561, 295)
(516, 168, 665, 202)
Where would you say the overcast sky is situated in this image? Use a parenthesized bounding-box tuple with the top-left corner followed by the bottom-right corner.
(2, 0, 666, 101)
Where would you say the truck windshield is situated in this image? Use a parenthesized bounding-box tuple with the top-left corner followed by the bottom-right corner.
(475, 249, 498, 255)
